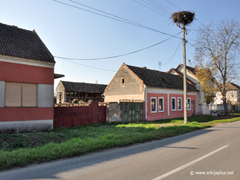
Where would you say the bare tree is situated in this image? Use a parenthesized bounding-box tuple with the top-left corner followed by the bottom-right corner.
(194, 19, 240, 115)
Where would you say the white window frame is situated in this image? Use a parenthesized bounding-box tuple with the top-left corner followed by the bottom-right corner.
(158, 97, 164, 112)
(151, 97, 157, 113)
(171, 97, 176, 111)
(177, 97, 182, 111)
(187, 98, 191, 110)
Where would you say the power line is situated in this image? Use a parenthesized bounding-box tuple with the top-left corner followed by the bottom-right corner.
(162, 40, 181, 65)
(54, 32, 181, 60)
(53, 0, 181, 39)
(166, 0, 183, 11)
(148, 0, 173, 15)
(60, 59, 117, 72)
(151, 0, 174, 13)
(133, 0, 170, 18)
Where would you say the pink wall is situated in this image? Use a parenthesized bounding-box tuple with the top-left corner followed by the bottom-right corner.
(0, 61, 54, 123)
(146, 93, 197, 121)
(0, 61, 54, 85)
(0, 107, 53, 121)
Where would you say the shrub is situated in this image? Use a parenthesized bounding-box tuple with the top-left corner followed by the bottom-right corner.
(72, 99, 78, 104)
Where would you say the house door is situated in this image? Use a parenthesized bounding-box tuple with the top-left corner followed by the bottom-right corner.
(120, 102, 143, 122)
(191, 101, 195, 115)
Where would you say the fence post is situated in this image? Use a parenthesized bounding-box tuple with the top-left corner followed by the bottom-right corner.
(91, 102, 98, 124)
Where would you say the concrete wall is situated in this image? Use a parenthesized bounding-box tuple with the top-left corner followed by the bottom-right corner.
(107, 102, 121, 122)
(38, 84, 54, 107)
(0, 81, 5, 107)
(105, 94, 144, 103)
(0, 120, 53, 133)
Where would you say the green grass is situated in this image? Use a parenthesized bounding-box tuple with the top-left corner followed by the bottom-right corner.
(0, 113, 240, 170)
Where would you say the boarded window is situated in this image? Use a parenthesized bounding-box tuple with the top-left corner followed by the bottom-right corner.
(5, 82, 21, 107)
(22, 83, 37, 107)
(5, 82, 37, 107)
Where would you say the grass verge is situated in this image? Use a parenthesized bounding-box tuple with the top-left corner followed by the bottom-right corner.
(0, 113, 240, 170)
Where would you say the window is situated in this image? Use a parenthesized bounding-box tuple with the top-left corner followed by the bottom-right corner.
(158, 97, 164, 112)
(121, 78, 125, 86)
(5, 82, 37, 107)
(151, 97, 157, 113)
(187, 98, 191, 110)
(171, 97, 176, 111)
(178, 97, 182, 110)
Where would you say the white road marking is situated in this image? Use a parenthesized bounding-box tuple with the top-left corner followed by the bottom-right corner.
(152, 145, 229, 180)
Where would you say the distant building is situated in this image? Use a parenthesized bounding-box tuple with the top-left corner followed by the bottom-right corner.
(214, 82, 240, 105)
(0, 23, 55, 132)
(56, 81, 107, 103)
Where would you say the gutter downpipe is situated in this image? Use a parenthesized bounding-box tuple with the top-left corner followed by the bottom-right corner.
(144, 86, 148, 120)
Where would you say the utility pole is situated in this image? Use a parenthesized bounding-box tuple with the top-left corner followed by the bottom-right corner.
(158, 61, 161, 71)
(171, 11, 195, 124)
(182, 24, 187, 124)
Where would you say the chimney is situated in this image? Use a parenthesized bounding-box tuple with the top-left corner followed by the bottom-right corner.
(142, 67, 147, 69)
(195, 66, 198, 71)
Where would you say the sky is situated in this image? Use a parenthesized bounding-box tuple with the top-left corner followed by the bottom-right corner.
(1, 0, 240, 92)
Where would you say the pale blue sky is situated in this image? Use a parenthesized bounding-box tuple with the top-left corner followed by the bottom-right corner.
(1, 0, 240, 91)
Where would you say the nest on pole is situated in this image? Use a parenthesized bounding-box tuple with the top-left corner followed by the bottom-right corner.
(171, 11, 195, 25)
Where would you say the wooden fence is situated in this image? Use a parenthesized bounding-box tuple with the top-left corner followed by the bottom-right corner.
(54, 102, 106, 127)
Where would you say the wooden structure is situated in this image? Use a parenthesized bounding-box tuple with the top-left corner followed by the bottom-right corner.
(56, 81, 107, 103)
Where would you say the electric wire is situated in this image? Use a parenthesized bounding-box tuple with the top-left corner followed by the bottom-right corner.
(166, 0, 183, 11)
(162, 40, 181, 65)
(132, 0, 170, 18)
(54, 32, 181, 60)
(60, 59, 117, 72)
(152, 0, 174, 13)
(148, 0, 173, 15)
(53, 0, 181, 39)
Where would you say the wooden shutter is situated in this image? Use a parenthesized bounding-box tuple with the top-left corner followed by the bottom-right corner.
(22, 83, 37, 107)
(5, 82, 21, 107)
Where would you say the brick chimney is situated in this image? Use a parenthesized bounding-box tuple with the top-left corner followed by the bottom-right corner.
(142, 67, 147, 69)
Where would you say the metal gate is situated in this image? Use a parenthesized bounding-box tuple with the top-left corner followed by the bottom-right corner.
(120, 102, 143, 122)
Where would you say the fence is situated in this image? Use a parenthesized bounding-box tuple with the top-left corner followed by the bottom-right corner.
(54, 102, 106, 127)
(202, 103, 232, 115)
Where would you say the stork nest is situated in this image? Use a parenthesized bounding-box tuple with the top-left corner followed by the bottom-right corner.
(171, 11, 195, 25)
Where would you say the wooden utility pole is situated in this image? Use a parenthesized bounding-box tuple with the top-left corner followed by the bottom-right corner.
(182, 24, 187, 124)
(171, 11, 195, 124)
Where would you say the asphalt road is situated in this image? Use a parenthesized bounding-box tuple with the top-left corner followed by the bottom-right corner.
(0, 121, 240, 180)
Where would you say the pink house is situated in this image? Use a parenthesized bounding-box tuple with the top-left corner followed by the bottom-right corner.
(0, 23, 55, 132)
(104, 63, 198, 121)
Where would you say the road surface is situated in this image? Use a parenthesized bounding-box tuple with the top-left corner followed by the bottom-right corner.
(0, 121, 239, 180)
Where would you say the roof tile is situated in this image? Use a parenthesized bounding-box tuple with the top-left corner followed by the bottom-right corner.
(0, 23, 55, 63)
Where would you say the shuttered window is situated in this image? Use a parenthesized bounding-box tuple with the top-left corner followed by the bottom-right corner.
(5, 82, 37, 107)
(22, 83, 37, 107)
(5, 82, 21, 107)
